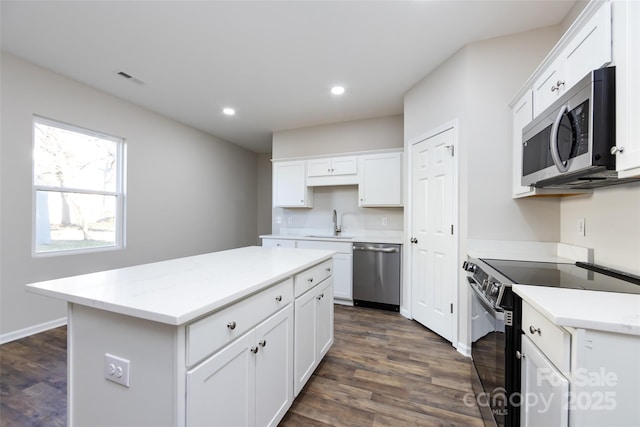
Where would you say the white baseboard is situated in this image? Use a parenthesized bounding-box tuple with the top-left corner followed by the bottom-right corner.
(0, 317, 67, 345)
(456, 341, 472, 358)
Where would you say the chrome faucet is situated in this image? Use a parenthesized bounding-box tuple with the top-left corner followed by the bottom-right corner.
(332, 209, 342, 236)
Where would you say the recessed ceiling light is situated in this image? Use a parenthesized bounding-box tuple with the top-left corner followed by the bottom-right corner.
(331, 86, 345, 95)
(223, 107, 236, 116)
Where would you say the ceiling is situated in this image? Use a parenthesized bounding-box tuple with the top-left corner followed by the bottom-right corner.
(1, 1, 577, 154)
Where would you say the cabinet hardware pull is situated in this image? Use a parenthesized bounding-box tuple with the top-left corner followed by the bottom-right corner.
(259, 339, 267, 347)
(317, 293, 325, 300)
(610, 146, 624, 155)
(529, 325, 541, 335)
(556, 80, 565, 88)
(307, 277, 313, 283)
(326, 267, 331, 272)
(250, 346, 259, 354)
(551, 85, 558, 92)
(227, 321, 237, 330)
(275, 295, 282, 302)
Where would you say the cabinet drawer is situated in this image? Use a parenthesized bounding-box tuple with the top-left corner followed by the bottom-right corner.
(187, 278, 293, 366)
(262, 238, 296, 248)
(294, 260, 332, 297)
(522, 301, 571, 372)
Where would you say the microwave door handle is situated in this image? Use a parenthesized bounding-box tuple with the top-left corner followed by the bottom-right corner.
(550, 104, 570, 173)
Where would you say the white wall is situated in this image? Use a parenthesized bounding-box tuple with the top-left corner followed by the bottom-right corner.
(0, 53, 258, 340)
(403, 25, 563, 350)
(560, 184, 640, 275)
(256, 153, 272, 243)
(272, 115, 403, 159)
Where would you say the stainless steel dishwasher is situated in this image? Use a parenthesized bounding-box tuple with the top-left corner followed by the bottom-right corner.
(352, 243, 401, 312)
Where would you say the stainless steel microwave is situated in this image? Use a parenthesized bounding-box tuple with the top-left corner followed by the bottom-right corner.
(521, 67, 622, 189)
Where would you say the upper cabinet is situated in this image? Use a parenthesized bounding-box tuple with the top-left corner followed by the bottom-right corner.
(358, 152, 403, 207)
(273, 160, 313, 208)
(532, 2, 612, 118)
(272, 150, 403, 208)
(612, 0, 640, 178)
(511, 0, 640, 196)
(306, 156, 358, 186)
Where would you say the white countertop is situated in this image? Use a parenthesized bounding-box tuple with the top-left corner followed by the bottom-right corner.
(26, 246, 334, 326)
(513, 284, 640, 336)
(260, 234, 403, 245)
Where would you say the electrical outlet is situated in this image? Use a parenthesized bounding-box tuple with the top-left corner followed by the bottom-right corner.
(104, 353, 130, 387)
(382, 216, 388, 226)
(577, 218, 586, 236)
(287, 216, 293, 225)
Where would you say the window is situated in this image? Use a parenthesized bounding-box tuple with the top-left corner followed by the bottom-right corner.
(33, 116, 125, 255)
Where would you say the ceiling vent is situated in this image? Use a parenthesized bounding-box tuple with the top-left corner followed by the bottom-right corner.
(115, 70, 144, 85)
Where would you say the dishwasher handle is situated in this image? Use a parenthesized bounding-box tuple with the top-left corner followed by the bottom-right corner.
(353, 245, 399, 253)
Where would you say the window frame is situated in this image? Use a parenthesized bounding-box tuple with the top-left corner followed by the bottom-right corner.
(32, 115, 126, 257)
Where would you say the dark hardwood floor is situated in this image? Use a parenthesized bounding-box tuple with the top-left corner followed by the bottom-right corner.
(1, 305, 483, 427)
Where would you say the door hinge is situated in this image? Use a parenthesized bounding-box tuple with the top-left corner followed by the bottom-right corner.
(450, 224, 454, 235)
(445, 145, 454, 156)
(450, 303, 453, 314)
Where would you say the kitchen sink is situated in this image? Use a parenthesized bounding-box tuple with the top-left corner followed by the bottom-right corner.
(304, 235, 353, 240)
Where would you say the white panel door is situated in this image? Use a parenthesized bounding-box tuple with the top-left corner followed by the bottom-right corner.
(410, 128, 454, 342)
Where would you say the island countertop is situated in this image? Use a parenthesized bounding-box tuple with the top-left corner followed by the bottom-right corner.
(26, 246, 334, 326)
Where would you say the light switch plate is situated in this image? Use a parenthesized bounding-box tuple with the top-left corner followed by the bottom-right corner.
(577, 218, 586, 236)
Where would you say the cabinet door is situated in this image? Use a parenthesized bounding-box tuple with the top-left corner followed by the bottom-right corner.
(255, 306, 294, 427)
(316, 279, 334, 359)
(563, 2, 611, 89)
(533, 56, 565, 117)
(307, 158, 333, 177)
(332, 253, 352, 300)
(293, 287, 318, 396)
(512, 91, 535, 198)
(614, 0, 640, 176)
(273, 161, 312, 208)
(520, 336, 569, 427)
(331, 156, 357, 175)
(187, 332, 256, 427)
(359, 152, 403, 207)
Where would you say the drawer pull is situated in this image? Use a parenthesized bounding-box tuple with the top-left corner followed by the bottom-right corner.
(259, 339, 267, 348)
(316, 293, 324, 300)
(275, 295, 282, 302)
(227, 321, 237, 330)
(529, 325, 541, 335)
(326, 267, 331, 273)
(307, 277, 314, 283)
(250, 346, 259, 354)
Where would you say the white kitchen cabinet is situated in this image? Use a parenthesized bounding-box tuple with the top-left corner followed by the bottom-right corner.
(187, 305, 293, 427)
(520, 300, 640, 427)
(306, 156, 358, 186)
(612, 0, 640, 177)
(272, 160, 313, 208)
(294, 278, 334, 396)
(532, 1, 611, 118)
(295, 239, 353, 303)
(358, 151, 403, 207)
(261, 238, 296, 248)
(520, 335, 569, 427)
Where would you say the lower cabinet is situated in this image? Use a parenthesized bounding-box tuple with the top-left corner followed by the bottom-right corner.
(187, 305, 294, 427)
(294, 278, 334, 396)
(520, 335, 569, 427)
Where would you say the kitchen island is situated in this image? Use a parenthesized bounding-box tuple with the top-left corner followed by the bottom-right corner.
(26, 246, 335, 427)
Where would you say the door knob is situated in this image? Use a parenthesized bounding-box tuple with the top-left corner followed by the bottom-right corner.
(410, 238, 418, 244)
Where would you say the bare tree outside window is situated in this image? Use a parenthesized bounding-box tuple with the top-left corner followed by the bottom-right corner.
(33, 117, 124, 254)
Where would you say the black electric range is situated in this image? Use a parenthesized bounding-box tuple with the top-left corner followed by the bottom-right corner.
(463, 258, 640, 427)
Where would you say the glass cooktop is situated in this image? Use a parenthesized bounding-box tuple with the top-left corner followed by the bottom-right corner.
(480, 259, 640, 295)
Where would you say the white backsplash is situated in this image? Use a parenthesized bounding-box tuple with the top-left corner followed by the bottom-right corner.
(272, 186, 404, 237)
